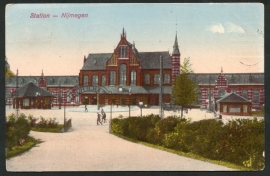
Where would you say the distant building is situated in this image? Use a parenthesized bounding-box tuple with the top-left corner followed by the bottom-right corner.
(13, 82, 54, 109)
(5, 29, 264, 111)
(216, 93, 252, 116)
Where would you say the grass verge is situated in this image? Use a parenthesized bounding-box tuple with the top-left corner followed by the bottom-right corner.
(31, 124, 64, 133)
(111, 132, 251, 171)
(6, 136, 42, 159)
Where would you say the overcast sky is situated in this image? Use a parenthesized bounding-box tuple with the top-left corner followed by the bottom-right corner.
(5, 3, 264, 76)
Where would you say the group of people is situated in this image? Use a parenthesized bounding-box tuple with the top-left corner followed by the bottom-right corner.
(97, 108, 106, 125)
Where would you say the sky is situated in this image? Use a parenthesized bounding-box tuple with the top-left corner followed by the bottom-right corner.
(5, 3, 264, 76)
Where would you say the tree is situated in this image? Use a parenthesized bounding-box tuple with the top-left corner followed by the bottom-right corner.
(172, 58, 199, 118)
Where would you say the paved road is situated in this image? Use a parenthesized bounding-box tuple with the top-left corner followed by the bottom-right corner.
(6, 107, 235, 171)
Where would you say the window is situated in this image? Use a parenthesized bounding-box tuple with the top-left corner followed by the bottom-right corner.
(197, 90, 202, 103)
(243, 105, 248, 113)
(58, 90, 62, 103)
(218, 89, 226, 97)
(102, 75, 106, 86)
(92, 75, 98, 86)
(144, 74, 150, 85)
(131, 70, 136, 85)
(75, 94, 79, 104)
(164, 74, 170, 84)
(242, 90, 248, 99)
(66, 90, 72, 102)
(154, 74, 160, 84)
(110, 71, 116, 86)
(253, 90, 259, 103)
(23, 99, 29, 106)
(119, 46, 128, 58)
(119, 64, 126, 85)
(83, 75, 88, 86)
(223, 105, 227, 113)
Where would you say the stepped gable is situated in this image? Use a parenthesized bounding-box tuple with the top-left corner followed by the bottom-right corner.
(216, 93, 251, 103)
(16, 82, 54, 98)
(215, 68, 228, 88)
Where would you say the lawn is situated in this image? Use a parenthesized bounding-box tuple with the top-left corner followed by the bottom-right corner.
(6, 136, 41, 159)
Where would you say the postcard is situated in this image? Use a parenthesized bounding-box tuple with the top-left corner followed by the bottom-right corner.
(5, 3, 264, 171)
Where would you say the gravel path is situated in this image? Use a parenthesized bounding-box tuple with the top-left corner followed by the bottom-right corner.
(5, 106, 243, 171)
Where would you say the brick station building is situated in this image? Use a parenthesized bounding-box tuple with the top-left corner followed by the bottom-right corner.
(78, 29, 178, 106)
(5, 29, 264, 112)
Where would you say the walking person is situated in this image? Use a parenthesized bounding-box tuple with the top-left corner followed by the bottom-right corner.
(97, 113, 102, 125)
(85, 104, 88, 112)
(101, 108, 106, 123)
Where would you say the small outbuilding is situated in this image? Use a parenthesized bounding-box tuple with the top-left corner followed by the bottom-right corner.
(216, 93, 252, 116)
(13, 82, 54, 109)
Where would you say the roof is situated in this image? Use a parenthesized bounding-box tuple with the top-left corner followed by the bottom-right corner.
(137, 51, 172, 69)
(5, 76, 79, 87)
(189, 73, 264, 85)
(81, 51, 171, 70)
(172, 33, 180, 55)
(104, 86, 149, 94)
(144, 86, 172, 94)
(216, 93, 251, 103)
(81, 53, 112, 70)
(15, 82, 54, 98)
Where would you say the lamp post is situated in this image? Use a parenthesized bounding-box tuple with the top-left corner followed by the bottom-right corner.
(109, 88, 112, 133)
(139, 101, 143, 117)
(129, 88, 131, 118)
(64, 101, 66, 132)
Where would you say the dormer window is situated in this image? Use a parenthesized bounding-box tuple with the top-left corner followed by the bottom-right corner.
(119, 45, 128, 58)
(50, 78, 54, 84)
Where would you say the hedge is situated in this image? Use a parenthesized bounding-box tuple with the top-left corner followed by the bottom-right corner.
(111, 114, 264, 170)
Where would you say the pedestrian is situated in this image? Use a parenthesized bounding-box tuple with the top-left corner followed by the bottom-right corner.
(85, 104, 88, 112)
(97, 113, 102, 125)
(102, 112, 107, 123)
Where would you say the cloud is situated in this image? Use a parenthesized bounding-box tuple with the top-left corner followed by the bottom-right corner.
(224, 22, 245, 33)
(208, 22, 245, 34)
(209, 23, 225, 33)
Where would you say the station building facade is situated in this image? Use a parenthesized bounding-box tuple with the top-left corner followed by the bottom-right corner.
(5, 29, 264, 112)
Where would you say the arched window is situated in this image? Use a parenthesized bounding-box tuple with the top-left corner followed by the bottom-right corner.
(164, 74, 170, 84)
(110, 71, 116, 86)
(144, 74, 150, 84)
(83, 75, 88, 86)
(92, 75, 98, 86)
(119, 45, 128, 58)
(119, 64, 126, 85)
(130, 70, 136, 85)
(242, 90, 248, 99)
(154, 74, 160, 84)
(253, 90, 259, 103)
(58, 90, 62, 103)
(66, 90, 72, 102)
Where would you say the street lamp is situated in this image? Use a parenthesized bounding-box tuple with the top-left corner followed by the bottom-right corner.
(64, 101, 66, 132)
(139, 101, 143, 117)
(128, 88, 132, 118)
(109, 88, 113, 133)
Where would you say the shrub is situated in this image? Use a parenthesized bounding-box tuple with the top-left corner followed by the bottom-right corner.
(6, 113, 31, 150)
